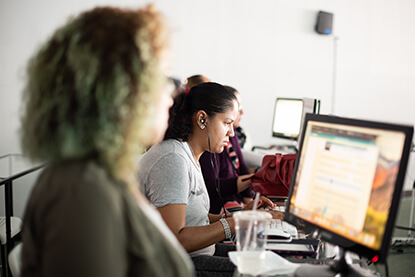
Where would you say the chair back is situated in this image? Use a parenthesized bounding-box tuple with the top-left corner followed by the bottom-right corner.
(8, 243, 22, 277)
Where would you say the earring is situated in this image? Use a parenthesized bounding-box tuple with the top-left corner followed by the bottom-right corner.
(200, 125, 205, 130)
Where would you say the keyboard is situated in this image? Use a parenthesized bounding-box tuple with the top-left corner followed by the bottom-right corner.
(265, 220, 298, 241)
(268, 205, 298, 238)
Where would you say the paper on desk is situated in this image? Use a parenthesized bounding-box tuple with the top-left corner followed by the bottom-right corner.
(228, 250, 299, 276)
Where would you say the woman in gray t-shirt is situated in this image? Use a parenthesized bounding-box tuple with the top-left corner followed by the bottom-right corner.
(139, 82, 283, 276)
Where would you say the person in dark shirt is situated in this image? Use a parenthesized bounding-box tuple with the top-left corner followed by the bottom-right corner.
(228, 86, 248, 149)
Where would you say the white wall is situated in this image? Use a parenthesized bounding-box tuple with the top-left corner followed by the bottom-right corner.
(1, 0, 414, 217)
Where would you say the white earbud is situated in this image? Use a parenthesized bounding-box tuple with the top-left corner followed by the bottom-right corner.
(200, 119, 206, 129)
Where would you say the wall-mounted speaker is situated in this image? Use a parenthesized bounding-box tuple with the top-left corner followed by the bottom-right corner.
(315, 11, 333, 35)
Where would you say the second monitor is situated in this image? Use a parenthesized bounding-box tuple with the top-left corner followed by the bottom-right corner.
(271, 97, 320, 148)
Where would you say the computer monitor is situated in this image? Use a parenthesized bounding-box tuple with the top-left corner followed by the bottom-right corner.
(271, 97, 320, 141)
(284, 114, 413, 276)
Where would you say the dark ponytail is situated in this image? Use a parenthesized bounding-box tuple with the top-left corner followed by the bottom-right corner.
(164, 82, 236, 141)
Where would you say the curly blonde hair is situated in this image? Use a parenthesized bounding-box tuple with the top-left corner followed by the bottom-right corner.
(20, 5, 168, 181)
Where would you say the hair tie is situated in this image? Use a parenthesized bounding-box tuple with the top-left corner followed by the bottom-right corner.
(184, 87, 190, 95)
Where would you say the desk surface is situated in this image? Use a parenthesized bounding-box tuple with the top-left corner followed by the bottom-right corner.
(232, 243, 415, 276)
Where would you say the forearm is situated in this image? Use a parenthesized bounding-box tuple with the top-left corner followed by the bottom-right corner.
(208, 213, 222, 223)
(176, 218, 235, 253)
(236, 179, 251, 193)
(242, 197, 252, 205)
(236, 173, 255, 195)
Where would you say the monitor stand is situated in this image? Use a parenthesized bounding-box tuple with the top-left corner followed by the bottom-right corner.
(294, 248, 378, 277)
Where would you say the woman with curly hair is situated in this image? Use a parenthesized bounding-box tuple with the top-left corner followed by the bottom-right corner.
(20, 5, 194, 277)
(138, 82, 283, 276)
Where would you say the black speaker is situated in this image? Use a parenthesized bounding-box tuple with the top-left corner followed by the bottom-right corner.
(315, 11, 333, 35)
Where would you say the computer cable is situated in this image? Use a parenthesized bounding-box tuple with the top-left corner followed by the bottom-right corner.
(384, 259, 389, 277)
(369, 260, 389, 277)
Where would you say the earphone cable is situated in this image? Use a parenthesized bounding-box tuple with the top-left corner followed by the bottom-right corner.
(206, 127, 227, 218)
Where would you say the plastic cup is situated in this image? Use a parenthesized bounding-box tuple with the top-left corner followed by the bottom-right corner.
(233, 211, 272, 275)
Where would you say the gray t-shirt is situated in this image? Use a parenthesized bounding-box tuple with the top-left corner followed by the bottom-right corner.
(139, 139, 214, 256)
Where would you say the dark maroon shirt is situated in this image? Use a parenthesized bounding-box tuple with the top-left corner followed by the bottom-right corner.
(200, 132, 254, 214)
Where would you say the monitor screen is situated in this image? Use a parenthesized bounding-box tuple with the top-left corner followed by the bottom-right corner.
(272, 98, 320, 141)
(285, 114, 413, 263)
(272, 98, 303, 140)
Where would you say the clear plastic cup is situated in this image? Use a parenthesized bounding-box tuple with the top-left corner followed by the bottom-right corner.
(233, 211, 272, 275)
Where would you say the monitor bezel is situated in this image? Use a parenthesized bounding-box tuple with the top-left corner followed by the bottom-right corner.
(271, 97, 303, 141)
(284, 113, 414, 263)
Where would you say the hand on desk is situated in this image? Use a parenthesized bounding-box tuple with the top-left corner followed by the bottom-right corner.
(243, 196, 284, 220)
(244, 195, 274, 210)
(266, 210, 284, 220)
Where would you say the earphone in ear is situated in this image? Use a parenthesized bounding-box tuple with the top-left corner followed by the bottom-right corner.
(200, 119, 206, 129)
